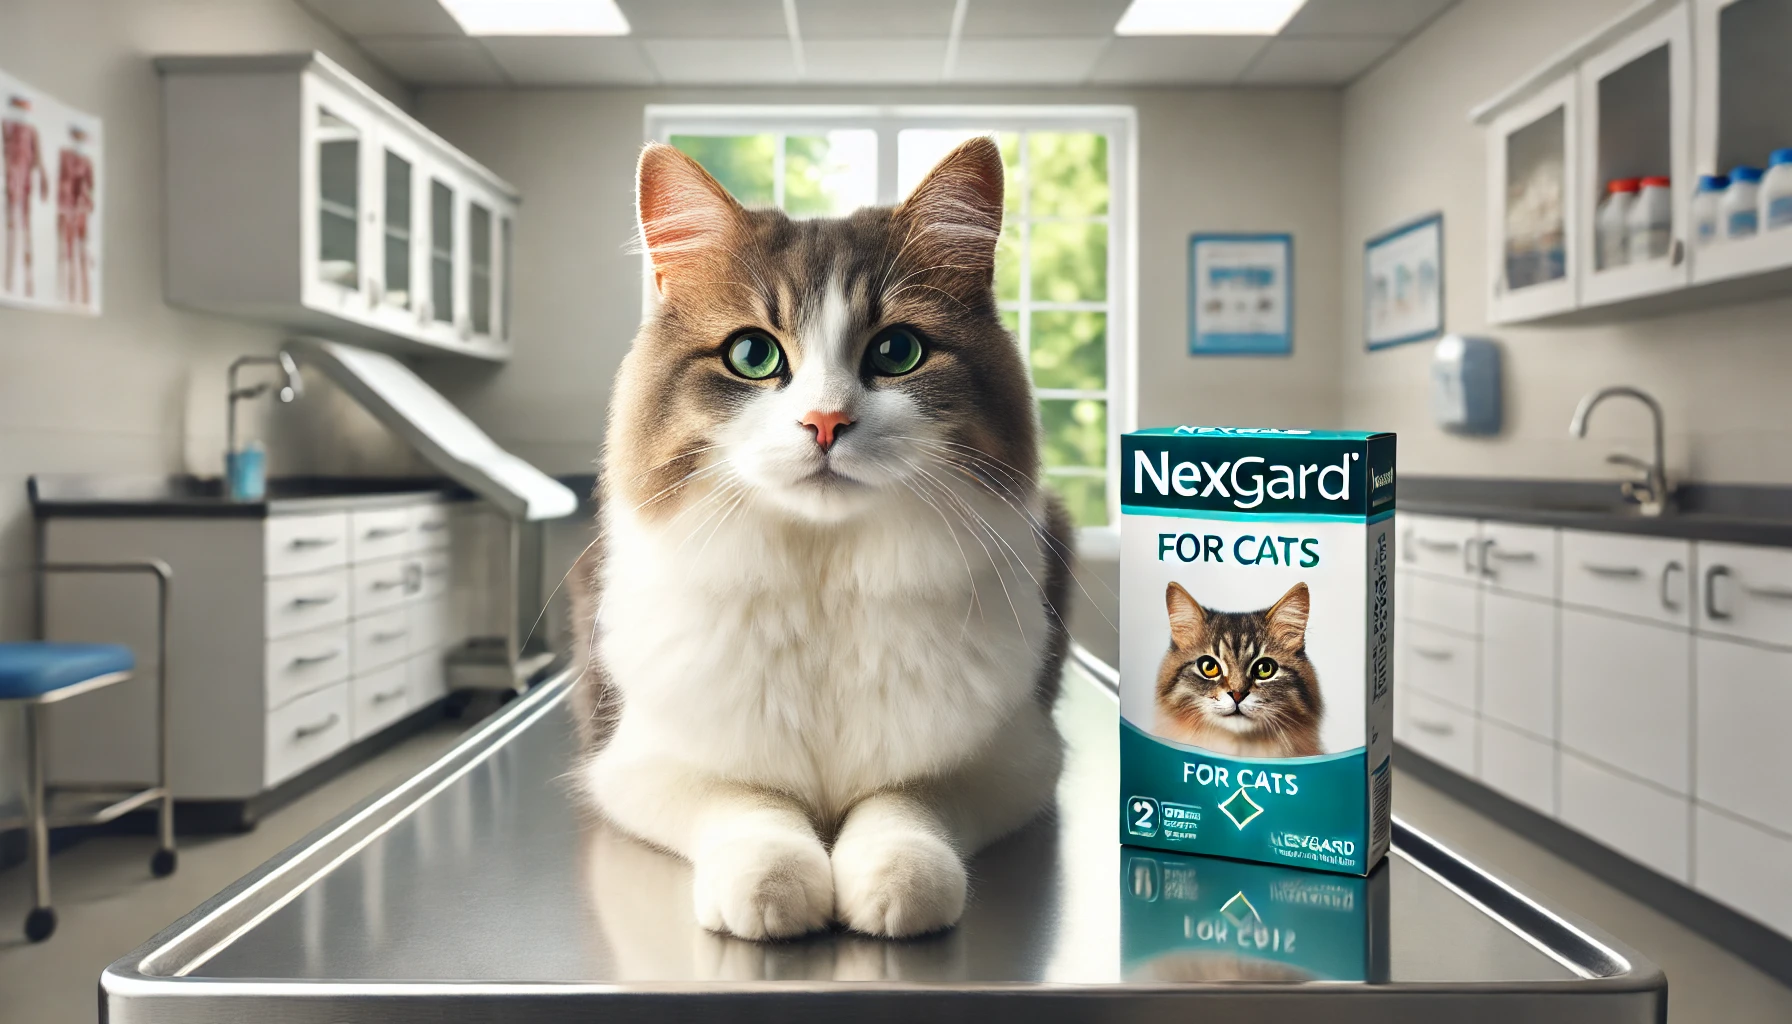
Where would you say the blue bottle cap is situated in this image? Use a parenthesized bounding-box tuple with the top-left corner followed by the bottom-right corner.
(1772, 148, 1792, 166)
(1698, 174, 1729, 191)
(1731, 166, 1764, 183)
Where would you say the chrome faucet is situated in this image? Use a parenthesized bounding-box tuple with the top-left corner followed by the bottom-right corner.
(1569, 386, 1670, 516)
(227, 351, 304, 456)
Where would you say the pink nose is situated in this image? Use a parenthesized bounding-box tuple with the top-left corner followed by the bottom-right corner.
(800, 410, 854, 451)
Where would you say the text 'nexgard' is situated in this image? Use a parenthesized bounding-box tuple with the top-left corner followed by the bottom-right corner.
(1132, 450, 1360, 509)
(1121, 428, 1394, 518)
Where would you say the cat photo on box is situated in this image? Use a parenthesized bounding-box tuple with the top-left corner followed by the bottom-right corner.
(567, 137, 1075, 941)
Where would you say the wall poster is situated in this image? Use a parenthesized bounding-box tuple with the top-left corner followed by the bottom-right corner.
(1188, 233, 1292, 356)
(1364, 213, 1442, 350)
(2, 66, 102, 316)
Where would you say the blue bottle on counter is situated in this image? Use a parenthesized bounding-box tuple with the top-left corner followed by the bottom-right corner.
(227, 442, 267, 502)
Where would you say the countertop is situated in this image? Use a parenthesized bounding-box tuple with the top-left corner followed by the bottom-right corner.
(1401, 476, 1792, 547)
(28, 474, 597, 518)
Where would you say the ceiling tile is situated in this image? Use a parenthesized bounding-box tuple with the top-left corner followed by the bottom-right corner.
(1088, 36, 1268, 84)
(480, 36, 659, 85)
(795, 0, 956, 39)
(959, 0, 1132, 38)
(1239, 35, 1397, 84)
(801, 39, 947, 82)
(641, 38, 801, 83)
(302, 0, 464, 37)
(950, 38, 1108, 83)
(1281, 0, 1457, 38)
(615, 0, 788, 38)
(359, 36, 507, 86)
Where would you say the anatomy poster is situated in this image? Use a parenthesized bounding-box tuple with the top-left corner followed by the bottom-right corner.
(2, 66, 102, 316)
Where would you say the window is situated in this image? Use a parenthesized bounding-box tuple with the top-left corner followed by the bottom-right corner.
(648, 107, 1134, 531)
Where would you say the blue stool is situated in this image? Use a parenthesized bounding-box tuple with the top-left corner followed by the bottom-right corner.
(0, 561, 175, 942)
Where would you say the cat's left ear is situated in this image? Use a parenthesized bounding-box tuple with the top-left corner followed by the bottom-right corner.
(636, 142, 746, 298)
(895, 136, 1005, 283)
(1266, 583, 1310, 647)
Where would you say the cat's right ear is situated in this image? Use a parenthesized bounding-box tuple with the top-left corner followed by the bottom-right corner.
(1165, 582, 1207, 648)
(635, 142, 745, 298)
(895, 136, 1006, 282)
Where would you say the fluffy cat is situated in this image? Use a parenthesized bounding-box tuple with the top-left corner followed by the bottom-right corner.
(569, 137, 1074, 941)
(1153, 582, 1323, 758)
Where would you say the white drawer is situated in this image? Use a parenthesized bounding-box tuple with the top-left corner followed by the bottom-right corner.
(1560, 751, 1689, 882)
(1400, 513, 1480, 580)
(1400, 690, 1477, 777)
(411, 503, 452, 551)
(350, 556, 422, 617)
(1480, 720, 1555, 817)
(1480, 522, 1558, 600)
(1560, 530, 1692, 627)
(1479, 591, 1557, 737)
(350, 662, 412, 740)
(1694, 807, 1792, 938)
(417, 550, 451, 601)
(265, 623, 351, 709)
(1403, 573, 1480, 634)
(264, 568, 350, 639)
(408, 647, 449, 706)
(349, 507, 416, 564)
(351, 607, 412, 675)
(265, 681, 350, 787)
(264, 512, 349, 578)
(1697, 541, 1792, 648)
(409, 597, 452, 653)
(1695, 636, 1792, 835)
(1400, 621, 1477, 711)
(1559, 608, 1691, 794)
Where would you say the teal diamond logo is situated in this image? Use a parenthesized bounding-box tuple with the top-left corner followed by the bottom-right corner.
(1219, 890, 1261, 926)
(1219, 787, 1264, 830)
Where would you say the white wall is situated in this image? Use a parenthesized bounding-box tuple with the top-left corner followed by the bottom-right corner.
(0, 0, 416, 812)
(413, 86, 1346, 478)
(1340, 0, 1792, 483)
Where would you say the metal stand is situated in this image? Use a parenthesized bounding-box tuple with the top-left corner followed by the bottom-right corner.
(445, 516, 554, 693)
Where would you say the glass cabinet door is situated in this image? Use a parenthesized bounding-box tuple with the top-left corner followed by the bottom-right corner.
(315, 106, 361, 293)
(469, 201, 493, 338)
(381, 148, 414, 311)
(1489, 75, 1578, 323)
(429, 178, 455, 328)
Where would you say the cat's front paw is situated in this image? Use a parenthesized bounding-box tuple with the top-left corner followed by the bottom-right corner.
(691, 832, 834, 940)
(831, 829, 967, 938)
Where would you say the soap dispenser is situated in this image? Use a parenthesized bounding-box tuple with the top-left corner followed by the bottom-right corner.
(1429, 334, 1501, 436)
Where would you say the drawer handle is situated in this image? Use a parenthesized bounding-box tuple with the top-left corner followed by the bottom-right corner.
(1740, 583, 1792, 601)
(290, 593, 338, 607)
(373, 686, 408, 704)
(372, 629, 408, 643)
(290, 649, 342, 667)
(419, 521, 447, 533)
(289, 536, 338, 550)
(1580, 562, 1642, 579)
(1487, 548, 1536, 563)
(371, 577, 408, 591)
(1706, 565, 1732, 620)
(364, 526, 411, 540)
(1661, 560, 1684, 611)
(293, 713, 340, 739)
(1412, 719, 1454, 736)
(1415, 537, 1461, 552)
(1411, 646, 1455, 660)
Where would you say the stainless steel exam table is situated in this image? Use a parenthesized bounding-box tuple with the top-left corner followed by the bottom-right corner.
(103, 650, 1666, 1023)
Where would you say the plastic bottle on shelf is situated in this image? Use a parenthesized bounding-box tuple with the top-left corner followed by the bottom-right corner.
(1724, 166, 1763, 240)
(1626, 176, 1673, 262)
(1595, 178, 1639, 270)
(1692, 174, 1729, 247)
(1762, 149, 1792, 231)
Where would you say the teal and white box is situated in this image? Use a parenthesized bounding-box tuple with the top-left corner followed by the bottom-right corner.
(1119, 426, 1395, 876)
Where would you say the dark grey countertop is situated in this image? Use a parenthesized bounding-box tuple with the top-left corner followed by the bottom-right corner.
(28, 474, 599, 518)
(1400, 476, 1792, 548)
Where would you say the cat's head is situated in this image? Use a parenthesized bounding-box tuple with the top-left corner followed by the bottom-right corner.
(1154, 582, 1322, 740)
(604, 138, 1036, 526)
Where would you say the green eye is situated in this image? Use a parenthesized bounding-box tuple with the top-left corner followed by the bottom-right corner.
(867, 327, 926, 376)
(1252, 658, 1278, 680)
(1195, 656, 1221, 679)
(725, 332, 784, 380)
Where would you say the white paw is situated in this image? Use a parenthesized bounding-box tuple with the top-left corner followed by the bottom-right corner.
(831, 829, 967, 938)
(691, 831, 834, 940)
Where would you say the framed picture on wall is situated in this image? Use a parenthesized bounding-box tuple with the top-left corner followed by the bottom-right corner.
(1364, 213, 1442, 350)
(1, 65, 103, 316)
(1187, 232, 1292, 356)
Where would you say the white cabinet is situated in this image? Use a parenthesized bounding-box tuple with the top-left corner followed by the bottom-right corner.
(158, 52, 518, 361)
(1559, 607, 1691, 794)
(1399, 690, 1479, 777)
(1694, 635, 1792, 834)
(1481, 720, 1557, 816)
(1560, 530, 1692, 627)
(1479, 521, 1559, 599)
(1691, 0, 1792, 286)
(1488, 75, 1580, 323)
(1694, 807, 1792, 937)
(1401, 513, 1481, 579)
(1400, 620, 1478, 711)
(1697, 540, 1792, 643)
(1560, 749, 1690, 882)
(1480, 591, 1558, 737)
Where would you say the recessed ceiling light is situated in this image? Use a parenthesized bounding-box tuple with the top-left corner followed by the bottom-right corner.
(439, 0, 630, 36)
(1114, 0, 1309, 36)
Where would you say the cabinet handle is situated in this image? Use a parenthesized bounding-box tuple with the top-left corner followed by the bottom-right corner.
(293, 713, 340, 739)
(290, 649, 341, 667)
(1741, 582, 1792, 601)
(1580, 562, 1643, 579)
(371, 577, 408, 591)
(1705, 565, 1732, 620)
(1412, 719, 1454, 736)
(290, 593, 338, 607)
(419, 520, 447, 533)
(1670, 238, 1685, 267)
(1487, 548, 1536, 563)
(372, 629, 408, 643)
(1416, 536, 1461, 552)
(364, 526, 410, 539)
(373, 686, 407, 704)
(289, 536, 338, 550)
(1661, 560, 1684, 611)
(1402, 527, 1417, 562)
(1411, 646, 1455, 660)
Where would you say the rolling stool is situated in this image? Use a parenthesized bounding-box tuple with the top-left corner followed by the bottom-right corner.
(0, 560, 175, 942)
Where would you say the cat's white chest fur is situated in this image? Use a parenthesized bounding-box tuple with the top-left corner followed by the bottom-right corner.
(594, 484, 1048, 819)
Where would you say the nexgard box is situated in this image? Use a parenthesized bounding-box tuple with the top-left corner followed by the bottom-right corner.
(1119, 426, 1395, 876)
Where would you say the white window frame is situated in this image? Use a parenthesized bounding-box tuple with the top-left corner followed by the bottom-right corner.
(643, 104, 1137, 550)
